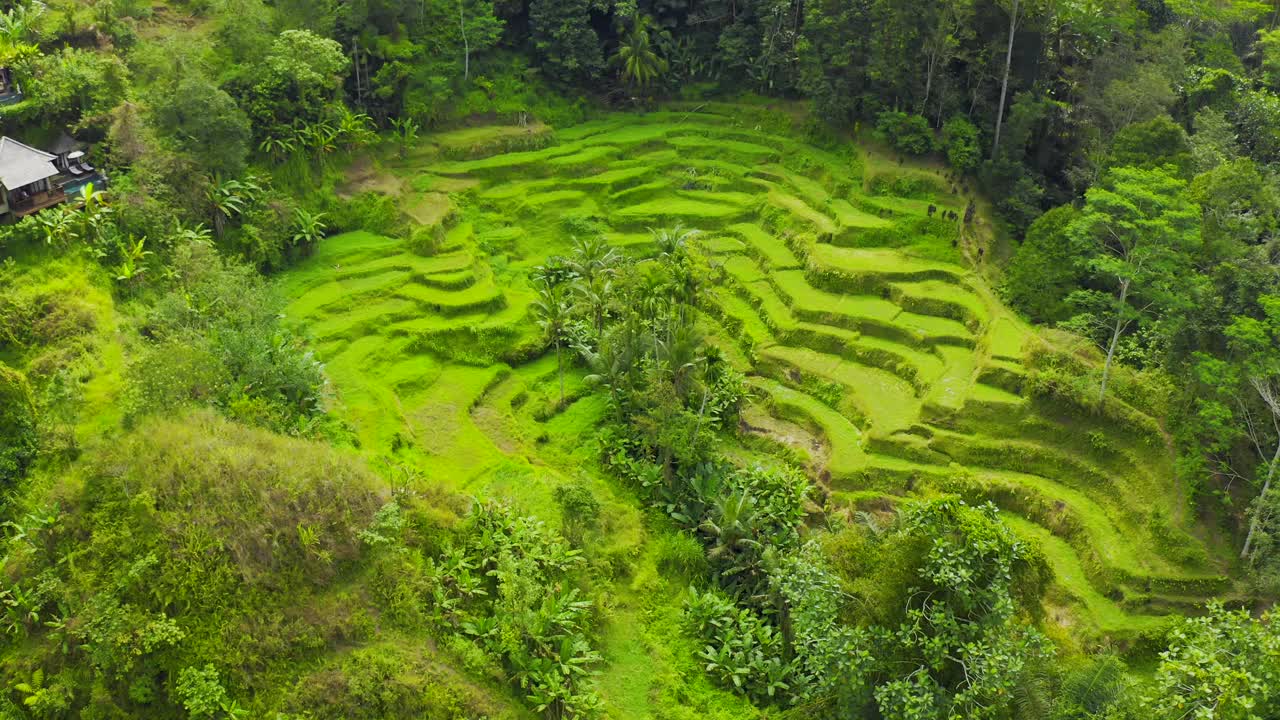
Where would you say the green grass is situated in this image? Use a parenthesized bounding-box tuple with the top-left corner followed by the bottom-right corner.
(1002, 514, 1173, 635)
(726, 223, 802, 270)
(750, 377, 867, 481)
(760, 345, 920, 434)
(762, 186, 838, 236)
(615, 196, 748, 221)
(830, 199, 892, 229)
(808, 243, 966, 282)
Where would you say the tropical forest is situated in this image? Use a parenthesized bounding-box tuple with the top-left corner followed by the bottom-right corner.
(7, 0, 1280, 717)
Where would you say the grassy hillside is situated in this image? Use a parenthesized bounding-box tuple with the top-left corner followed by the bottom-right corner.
(278, 103, 1235, 676)
(0, 104, 1245, 720)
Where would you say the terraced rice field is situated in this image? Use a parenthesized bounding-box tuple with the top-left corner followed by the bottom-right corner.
(281, 107, 1232, 649)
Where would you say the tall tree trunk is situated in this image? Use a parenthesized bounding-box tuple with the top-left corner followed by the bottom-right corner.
(1099, 277, 1129, 406)
(556, 338, 564, 406)
(1243, 434, 1280, 558)
(923, 47, 937, 115)
(459, 0, 470, 81)
(992, 0, 1020, 160)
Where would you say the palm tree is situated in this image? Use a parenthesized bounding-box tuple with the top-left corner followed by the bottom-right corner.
(567, 236, 620, 336)
(612, 15, 667, 93)
(651, 224, 698, 260)
(700, 489, 765, 588)
(532, 278, 573, 406)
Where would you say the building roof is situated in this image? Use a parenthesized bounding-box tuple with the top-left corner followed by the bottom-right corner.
(49, 132, 85, 156)
(0, 136, 59, 190)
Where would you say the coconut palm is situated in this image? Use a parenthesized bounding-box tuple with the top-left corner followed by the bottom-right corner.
(532, 278, 572, 406)
(700, 489, 765, 588)
(567, 235, 620, 336)
(612, 15, 667, 93)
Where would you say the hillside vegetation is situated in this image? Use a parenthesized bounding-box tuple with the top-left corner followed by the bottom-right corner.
(285, 107, 1232, 646)
(6, 0, 1280, 718)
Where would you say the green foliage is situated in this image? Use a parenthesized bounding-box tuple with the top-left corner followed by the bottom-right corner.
(941, 116, 980, 173)
(684, 499, 1052, 716)
(128, 243, 325, 431)
(401, 502, 604, 718)
(174, 665, 232, 720)
(1108, 116, 1194, 177)
(151, 75, 253, 179)
(1066, 165, 1201, 402)
(1003, 205, 1085, 323)
(869, 499, 1051, 720)
(683, 587, 796, 703)
(327, 191, 405, 237)
(554, 481, 601, 544)
(875, 111, 935, 156)
(231, 29, 347, 133)
(612, 15, 667, 92)
(287, 643, 522, 719)
(0, 412, 383, 716)
(1187, 158, 1278, 253)
(0, 361, 37, 488)
(529, 0, 603, 86)
(1144, 603, 1280, 718)
(25, 47, 129, 127)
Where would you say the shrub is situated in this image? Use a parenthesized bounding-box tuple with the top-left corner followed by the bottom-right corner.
(683, 587, 796, 703)
(128, 243, 326, 430)
(289, 644, 521, 719)
(554, 481, 601, 545)
(173, 665, 232, 720)
(405, 224, 443, 256)
(1002, 205, 1086, 324)
(866, 169, 947, 199)
(654, 531, 709, 580)
(875, 111, 935, 156)
(328, 191, 405, 237)
(0, 412, 385, 711)
(942, 116, 981, 173)
(0, 362, 38, 487)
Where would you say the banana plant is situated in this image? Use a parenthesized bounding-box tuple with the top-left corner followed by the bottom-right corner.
(113, 234, 151, 284)
(257, 135, 297, 164)
(290, 208, 327, 249)
(390, 117, 420, 159)
(31, 204, 79, 246)
(335, 108, 376, 151)
(205, 176, 261, 238)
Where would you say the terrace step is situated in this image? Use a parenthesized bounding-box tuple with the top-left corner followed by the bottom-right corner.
(758, 345, 920, 435)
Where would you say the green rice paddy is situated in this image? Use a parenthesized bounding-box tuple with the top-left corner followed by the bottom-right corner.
(278, 107, 1233, 697)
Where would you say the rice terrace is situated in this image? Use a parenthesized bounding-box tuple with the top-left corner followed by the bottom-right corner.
(276, 105, 1233, 711)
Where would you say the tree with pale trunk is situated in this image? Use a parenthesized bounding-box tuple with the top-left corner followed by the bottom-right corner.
(1227, 296, 1280, 559)
(1066, 165, 1199, 406)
